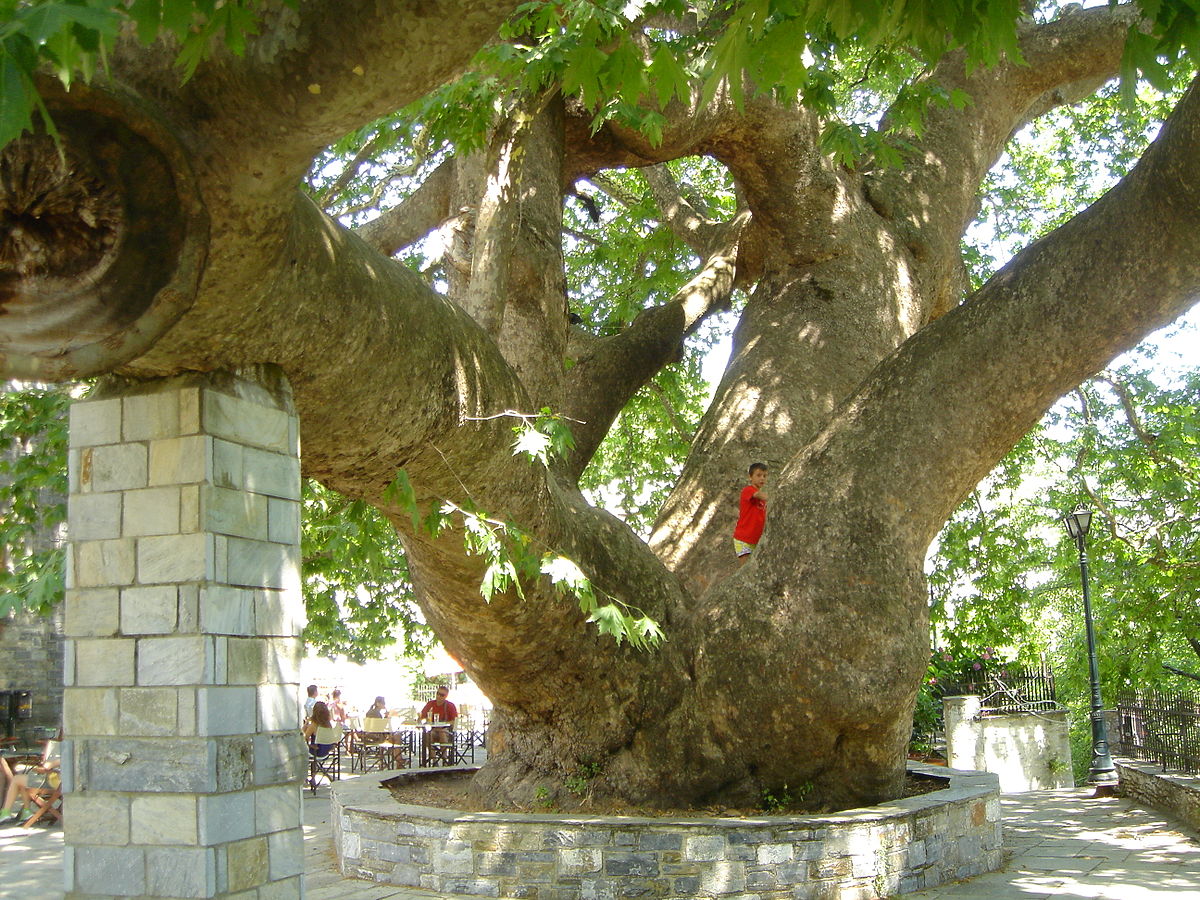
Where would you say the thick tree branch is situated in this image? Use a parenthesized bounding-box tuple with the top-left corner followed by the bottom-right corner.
(107, 186, 688, 724)
(355, 158, 457, 256)
(866, 5, 1138, 319)
(587, 171, 645, 207)
(464, 93, 571, 406)
(110, 1, 517, 191)
(641, 164, 724, 254)
(560, 211, 750, 478)
(789, 73, 1200, 559)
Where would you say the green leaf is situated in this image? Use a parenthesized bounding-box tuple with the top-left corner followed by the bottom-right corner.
(126, 0, 165, 44)
(0, 49, 34, 148)
(649, 44, 690, 109)
(513, 424, 552, 466)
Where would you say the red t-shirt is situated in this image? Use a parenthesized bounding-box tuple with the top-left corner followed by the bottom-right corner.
(420, 698, 458, 724)
(733, 484, 766, 545)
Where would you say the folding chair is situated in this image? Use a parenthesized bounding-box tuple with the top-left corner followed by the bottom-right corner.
(356, 718, 405, 772)
(17, 741, 62, 827)
(308, 726, 342, 794)
(21, 770, 62, 826)
(453, 730, 475, 764)
(428, 728, 463, 766)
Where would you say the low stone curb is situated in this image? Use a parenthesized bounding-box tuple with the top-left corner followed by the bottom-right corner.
(331, 763, 1003, 899)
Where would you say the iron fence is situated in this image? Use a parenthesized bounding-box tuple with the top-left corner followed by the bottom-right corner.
(1116, 689, 1200, 775)
(944, 663, 1059, 716)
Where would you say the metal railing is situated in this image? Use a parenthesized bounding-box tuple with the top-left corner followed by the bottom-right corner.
(944, 663, 1059, 716)
(1117, 689, 1200, 774)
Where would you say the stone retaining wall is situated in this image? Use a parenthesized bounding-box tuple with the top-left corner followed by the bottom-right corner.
(1117, 759, 1200, 833)
(944, 695, 1074, 792)
(331, 764, 1003, 899)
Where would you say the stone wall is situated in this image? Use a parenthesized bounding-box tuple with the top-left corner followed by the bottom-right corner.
(1117, 760, 1200, 833)
(0, 607, 64, 743)
(944, 695, 1074, 792)
(331, 764, 1003, 900)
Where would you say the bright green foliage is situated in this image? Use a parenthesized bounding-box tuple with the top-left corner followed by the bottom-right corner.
(5, 0, 1200, 157)
(0, 0, 290, 149)
(566, 162, 732, 532)
(927, 343, 1200, 770)
(384, 468, 665, 650)
(968, 72, 1193, 282)
(307, 113, 451, 225)
(580, 361, 714, 535)
(512, 407, 577, 468)
(301, 478, 431, 662)
(566, 163, 734, 333)
(0, 383, 68, 617)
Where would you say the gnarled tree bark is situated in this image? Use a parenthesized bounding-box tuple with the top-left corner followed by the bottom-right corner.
(2, 0, 1197, 810)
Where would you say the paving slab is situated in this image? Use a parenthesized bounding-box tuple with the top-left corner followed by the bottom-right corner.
(904, 786, 1200, 899)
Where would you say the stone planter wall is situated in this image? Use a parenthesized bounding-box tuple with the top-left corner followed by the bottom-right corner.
(1117, 759, 1200, 833)
(331, 764, 1003, 900)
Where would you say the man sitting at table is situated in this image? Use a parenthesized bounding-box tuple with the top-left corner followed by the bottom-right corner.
(419, 686, 458, 762)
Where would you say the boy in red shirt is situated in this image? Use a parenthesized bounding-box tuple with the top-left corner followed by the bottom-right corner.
(733, 462, 768, 566)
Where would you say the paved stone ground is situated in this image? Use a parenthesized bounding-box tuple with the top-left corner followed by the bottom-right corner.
(2, 785, 1198, 898)
(907, 787, 1200, 899)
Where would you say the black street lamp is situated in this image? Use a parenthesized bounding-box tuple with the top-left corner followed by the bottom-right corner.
(1062, 507, 1118, 786)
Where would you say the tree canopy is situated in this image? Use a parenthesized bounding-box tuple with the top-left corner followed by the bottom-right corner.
(2, 0, 1199, 810)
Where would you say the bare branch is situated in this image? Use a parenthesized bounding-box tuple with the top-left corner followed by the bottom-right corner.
(319, 131, 397, 210)
(588, 172, 646, 208)
(355, 158, 456, 256)
(648, 380, 693, 444)
(561, 211, 750, 477)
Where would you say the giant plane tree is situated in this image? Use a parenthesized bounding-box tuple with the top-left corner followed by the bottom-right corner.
(1, 0, 1199, 810)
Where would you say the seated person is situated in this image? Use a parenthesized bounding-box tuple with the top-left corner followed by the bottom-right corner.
(328, 689, 348, 726)
(419, 685, 458, 760)
(302, 702, 341, 756)
(360, 696, 392, 745)
(303, 684, 319, 721)
(1, 740, 60, 824)
(364, 696, 388, 719)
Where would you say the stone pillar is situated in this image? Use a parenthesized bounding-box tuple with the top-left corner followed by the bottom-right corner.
(62, 368, 306, 899)
(943, 694, 984, 773)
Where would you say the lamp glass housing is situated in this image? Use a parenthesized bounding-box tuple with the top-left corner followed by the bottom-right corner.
(1063, 508, 1093, 540)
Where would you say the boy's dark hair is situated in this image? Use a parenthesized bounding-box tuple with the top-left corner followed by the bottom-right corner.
(748, 462, 768, 476)
(306, 684, 318, 696)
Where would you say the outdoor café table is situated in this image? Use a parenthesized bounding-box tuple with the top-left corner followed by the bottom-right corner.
(411, 722, 456, 767)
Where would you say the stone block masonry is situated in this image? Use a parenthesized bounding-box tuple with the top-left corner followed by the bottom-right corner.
(1117, 760, 1200, 834)
(332, 764, 1003, 899)
(63, 367, 305, 900)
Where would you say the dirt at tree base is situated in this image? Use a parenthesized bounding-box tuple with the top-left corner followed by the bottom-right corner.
(384, 771, 946, 817)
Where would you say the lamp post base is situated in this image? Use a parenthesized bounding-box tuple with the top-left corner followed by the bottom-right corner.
(1088, 749, 1119, 788)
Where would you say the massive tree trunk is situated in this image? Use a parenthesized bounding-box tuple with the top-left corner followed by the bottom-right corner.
(2, 1, 1198, 810)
